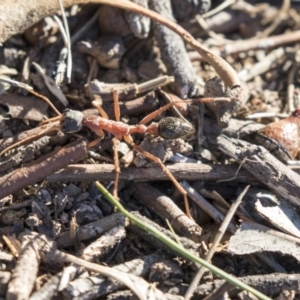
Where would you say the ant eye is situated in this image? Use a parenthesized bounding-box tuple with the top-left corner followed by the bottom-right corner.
(61, 109, 83, 133)
(158, 117, 195, 139)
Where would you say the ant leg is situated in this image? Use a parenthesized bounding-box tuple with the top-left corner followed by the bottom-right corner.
(112, 137, 121, 199)
(139, 102, 174, 125)
(112, 89, 120, 121)
(40, 115, 62, 125)
(111, 89, 121, 199)
(123, 134, 192, 218)
(88, 135, 104, 148)
(92, 101, 109, 119)
(91, 88, 121, 121)
(139, 96, 224, 125)
(89, 101, 109, 147)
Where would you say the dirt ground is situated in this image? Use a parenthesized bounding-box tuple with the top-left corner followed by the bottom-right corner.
(0, 0, 300, 299)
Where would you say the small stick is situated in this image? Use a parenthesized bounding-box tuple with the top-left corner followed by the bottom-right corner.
(0, 121, 60, 153)
(286, 62, 297, 113)
(47, 162, 259, 183)
(71, 7, 101, 45)
(56, 212, 126, 248)
(0, 124, 60, 157)
(202, 0, 235, 18)
(57, 0, 72, 83)
(246, 112, 289, 119)
(112, 138, 121, 199)
(0, 139, 88, 200)
(29, 266, 78, 300)
(111, 89, 121, 199)
(0, 76, 33, 90)
(238, 48, 286, 82)
(80, 225, 126, 261)
(103, 92, 160, 119)
(132, 182, 202, 242)
(27, 233, 166, 300)
(6, 240, 40, 300)
(0, 199, 33, 212)
(190, 30, 300, 61)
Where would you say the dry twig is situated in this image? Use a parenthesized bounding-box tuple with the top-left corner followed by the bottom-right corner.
(0, 139, 88, 199)
(0, 0, 240, 88)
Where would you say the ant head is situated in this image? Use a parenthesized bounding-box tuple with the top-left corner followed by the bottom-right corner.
(158, 117, 195, 140)
(61, 109, 83, 133)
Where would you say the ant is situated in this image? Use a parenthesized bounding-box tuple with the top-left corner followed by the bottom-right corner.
(58, 90, 227, 218)
(0, 88, 229, 218)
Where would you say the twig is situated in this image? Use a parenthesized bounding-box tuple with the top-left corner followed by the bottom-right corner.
(287, 62, 297, 113)
(71, 7, 101, 45)
(80, 225, 126, 261)
(0, 199, 33, 212)
(132, 182, 202, 242)
(259, 0, 290, 38)
(55, 212, 126, 248)
(89, 76, 173, 102)
(190, 30, 300, 61)
(246, 112, 289, 119)
(238, 48, 286, 82)
(51, 246, 167, 300)
(29, 266, 78, 300)
(6, 240, 40, 300)
(195, 14, 232, 45)
(0, 122, 60, 153)
(0, 136, 51, 173)
(31, 61, 68, 107)
(0, 76, 33, 90)
(47, 162, 260, 183)
(202, 0, 236, 19)
(57, 0, 72, 83)
(0, 139, 88, 200)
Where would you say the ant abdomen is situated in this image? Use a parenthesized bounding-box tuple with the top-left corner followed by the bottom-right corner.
(158, 117, 195, 140)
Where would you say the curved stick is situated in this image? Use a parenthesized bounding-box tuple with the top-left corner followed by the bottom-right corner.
(0, 0, 240, 88)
